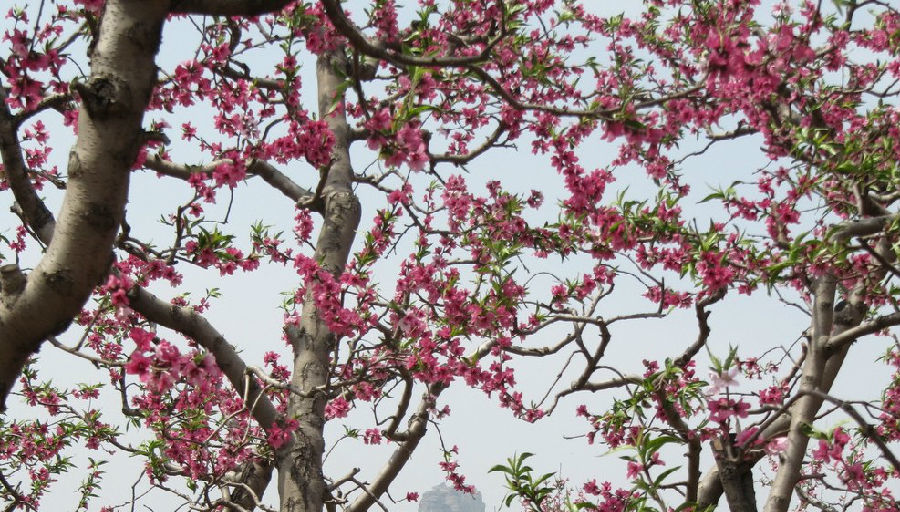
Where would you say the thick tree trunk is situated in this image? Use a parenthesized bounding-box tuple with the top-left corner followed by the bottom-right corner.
(0, 0, 167, 408)
(712, 437, 757, 512)
(277, 50, 360, 512)
(763, 277, 834, 512)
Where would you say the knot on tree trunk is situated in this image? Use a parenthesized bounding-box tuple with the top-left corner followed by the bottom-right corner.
(74, 76, 131, 119)
(712, 435, 758, 512)
(0, 264, 25, 305)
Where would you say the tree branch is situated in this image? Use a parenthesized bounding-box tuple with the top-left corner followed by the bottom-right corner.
(431, 124, 507, 164)
(824, 312, 900, 352)
(249, 160, 317, 207)
(275, 48, 362, 512)
(656, 390, 701, 503)
(144, 157, 316, 206)
(129, 284, 281, 509)
(829, 213, 900, 242)
(320, 0, 499, 68)
(127, 286, 279, 430)
(144, 155, 228, 180)
(345, 384, 442, 512)
(223, 459, 275, 512)
(0, 87, 56, 243)
(674, 288, 726, 368)
(711, 436, 758, 512)
(803, 389, 900, 475)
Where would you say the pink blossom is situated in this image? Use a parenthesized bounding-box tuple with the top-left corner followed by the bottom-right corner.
(708, 367, 740, 395)
(363, 428, 383, 445)
(708, 397, 750, 423)
(324, 397, 351, 419)
(626, 461, 644, 480)
(124, 352, 152, 379)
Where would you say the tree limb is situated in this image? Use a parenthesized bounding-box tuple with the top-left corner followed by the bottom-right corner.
(275, 48, 362, 512)
(345, 384, 442, 512)
(144, 156, 316, 205)
(320, 0, 500, 68)
(824, 312, 900, 352)
(829, 213, 900, 242)
(127, 286, 279, 430)
(673, 288, 726, 368)
(0, 87, 56, 243)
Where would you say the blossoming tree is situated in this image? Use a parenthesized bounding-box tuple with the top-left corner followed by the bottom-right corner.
(2, 0, 900, 511)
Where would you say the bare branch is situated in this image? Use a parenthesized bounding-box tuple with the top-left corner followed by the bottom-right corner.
(557, 376, 640, 401)
(249, 160, 317, 207)
(12, 93, 72, 128)
(829, 213, 900, 242)
(213, 65, 281, 90)
(222, 459, 275, 512)
(345, 384, 442, 512)
(673, 288, 726, 368)
(144, 155, 228, 180)
(327, 468, 360, 492)
(383, 375, 413, 439)
(824, 312, 900, 352)
(431, 124, 507, 164)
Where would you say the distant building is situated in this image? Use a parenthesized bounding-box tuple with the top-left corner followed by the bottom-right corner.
(418, 483, 486, 512)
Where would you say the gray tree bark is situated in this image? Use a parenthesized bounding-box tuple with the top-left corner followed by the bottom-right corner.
(0, 0, 168, 409)
(276, 50, 361, 512)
